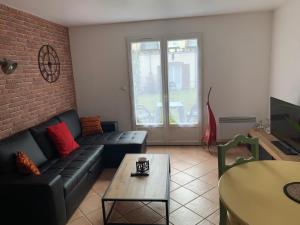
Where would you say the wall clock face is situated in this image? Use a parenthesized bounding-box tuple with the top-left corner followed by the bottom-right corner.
(38, 45, 60, 83)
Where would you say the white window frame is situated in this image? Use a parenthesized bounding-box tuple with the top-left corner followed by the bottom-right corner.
(127, 33, 203, 130)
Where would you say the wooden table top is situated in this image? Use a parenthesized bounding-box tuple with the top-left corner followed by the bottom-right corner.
(103, 154, 170, 201)
(219, 161, 300, 225)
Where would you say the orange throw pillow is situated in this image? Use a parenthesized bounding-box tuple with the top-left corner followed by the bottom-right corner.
(80, 116, 103, 136)
(16, 152, 41, 176)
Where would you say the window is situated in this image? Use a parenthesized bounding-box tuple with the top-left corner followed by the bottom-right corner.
(128, 37, 201, 128)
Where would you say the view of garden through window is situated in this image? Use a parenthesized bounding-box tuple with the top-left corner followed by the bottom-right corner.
(131, 39, 199, 126)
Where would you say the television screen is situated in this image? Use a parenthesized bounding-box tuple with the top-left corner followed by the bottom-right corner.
(271, 97, 300, 153)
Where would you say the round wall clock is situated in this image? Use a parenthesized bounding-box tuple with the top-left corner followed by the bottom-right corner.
(38, 45, 60, 83)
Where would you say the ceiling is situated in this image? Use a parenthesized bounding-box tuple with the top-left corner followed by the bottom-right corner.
(0, 0, 289, 27)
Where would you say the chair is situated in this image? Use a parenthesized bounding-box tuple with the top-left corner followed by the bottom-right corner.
(218, 134, 259, 225)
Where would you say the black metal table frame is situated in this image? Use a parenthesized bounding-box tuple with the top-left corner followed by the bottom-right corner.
(101, 156, 171, 225)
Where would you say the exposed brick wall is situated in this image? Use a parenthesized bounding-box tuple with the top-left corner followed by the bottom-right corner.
(0, 4, 77, 139)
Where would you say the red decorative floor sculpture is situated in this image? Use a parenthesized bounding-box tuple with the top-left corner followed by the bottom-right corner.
(202, 87, 217, 148)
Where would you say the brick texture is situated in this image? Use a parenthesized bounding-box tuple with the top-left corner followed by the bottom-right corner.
(0, 4, 77, 139)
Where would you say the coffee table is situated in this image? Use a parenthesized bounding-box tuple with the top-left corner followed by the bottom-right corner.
(102, 154, 170, 225)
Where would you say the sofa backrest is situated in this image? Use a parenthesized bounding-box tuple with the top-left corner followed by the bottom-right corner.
(30, 117, 60, 159)
(0, 131, 47, 174)
(56, 110, 81, 139)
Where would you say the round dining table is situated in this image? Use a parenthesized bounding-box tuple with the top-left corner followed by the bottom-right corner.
(218, 160, 300, 225)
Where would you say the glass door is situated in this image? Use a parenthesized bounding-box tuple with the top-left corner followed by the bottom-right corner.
(128, 36, 201, 144)
(129, 39, 166, 144)
(167, 39, 200, 126)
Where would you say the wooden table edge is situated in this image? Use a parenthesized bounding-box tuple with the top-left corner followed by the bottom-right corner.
(218, 161, 256, 225)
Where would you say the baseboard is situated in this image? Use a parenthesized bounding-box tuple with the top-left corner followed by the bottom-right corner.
(147, 142, 202, 146)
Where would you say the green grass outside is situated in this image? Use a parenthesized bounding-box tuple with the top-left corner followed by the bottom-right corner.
(136, 88, 198, 123)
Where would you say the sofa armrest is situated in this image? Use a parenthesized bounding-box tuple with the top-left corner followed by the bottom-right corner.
(0, 174, 66, 225)
(102, 121, 119, 133)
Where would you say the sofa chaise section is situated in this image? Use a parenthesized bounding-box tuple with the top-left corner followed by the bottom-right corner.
(55, 109, 148, 167)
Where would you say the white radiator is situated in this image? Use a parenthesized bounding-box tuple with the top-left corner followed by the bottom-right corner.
(218, 117, 256, 141)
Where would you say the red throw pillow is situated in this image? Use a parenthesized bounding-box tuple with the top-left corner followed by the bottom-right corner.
(47, 122, 79, 157)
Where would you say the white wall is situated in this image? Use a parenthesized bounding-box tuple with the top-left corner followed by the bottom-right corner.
(69, 12, 272, 133)
(270, 0, 300, 106)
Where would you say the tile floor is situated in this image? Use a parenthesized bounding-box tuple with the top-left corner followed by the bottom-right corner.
(67, 146, 248, 225)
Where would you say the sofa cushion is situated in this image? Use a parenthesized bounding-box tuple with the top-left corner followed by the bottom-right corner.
(30, 117, 60, 159)
(47, 122, 80, 158)
(76, 133, 107, 145)
(77, 131, 148, 146)
(56, 110, 81, 139)
(41, 145, 104, 195)
(0, 131, 47, 174)
(77, 131, 147, 168)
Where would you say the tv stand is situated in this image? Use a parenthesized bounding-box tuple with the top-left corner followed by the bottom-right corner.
(271, 141, 298, 155)
(248, 129, 300, 161)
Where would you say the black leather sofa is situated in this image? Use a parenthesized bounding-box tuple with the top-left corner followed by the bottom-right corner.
(0, 109, 147, 225)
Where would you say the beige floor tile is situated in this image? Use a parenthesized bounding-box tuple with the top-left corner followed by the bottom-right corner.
(108, 210, 123, 223)
(171, 187, 198, 205)
(154, 218, 174, 224)
(170, 181, 180, 191)
(184, 164, 215, 178)
(186, 196, 219, 218)
(123, 205, 162, 224)
(177, 158, 199, 166)
(204, 156, 218, 164)
(98, 168, 116, 180)
(206, 210, 220, 225)
(171, 172, 195, 185)
(67, 217, 92, 225)
(170, 167, 180, 176)
(184, 179, 215, 195)
(170, 207, 203, 225)
(69, 209, 84, 222)
(197, 219, 214, 225)
(147, 199, 181, 217)
(170, 199, 182, 213)
(147, 202, 168, 217)
(225, 147, 250, 164)
(202, 187, 219, 203)
(179, 152, 210, 165)
(198, 170, 219, 186)
(170, 156, 181, 164)
(86, 189, 98, 198)
(79, 193, 101, 215)
(85, 210, 103, 225)
(92, 180, 111, 196)
(172, 160, 195, 171)
(114, 201, 143, 215)
(112, 216, 129, 223)
(85, 205, 121, 224)
(86, 203, 124, 224)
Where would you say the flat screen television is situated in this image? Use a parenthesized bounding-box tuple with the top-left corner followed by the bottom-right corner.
(271, 97, 300, 154)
